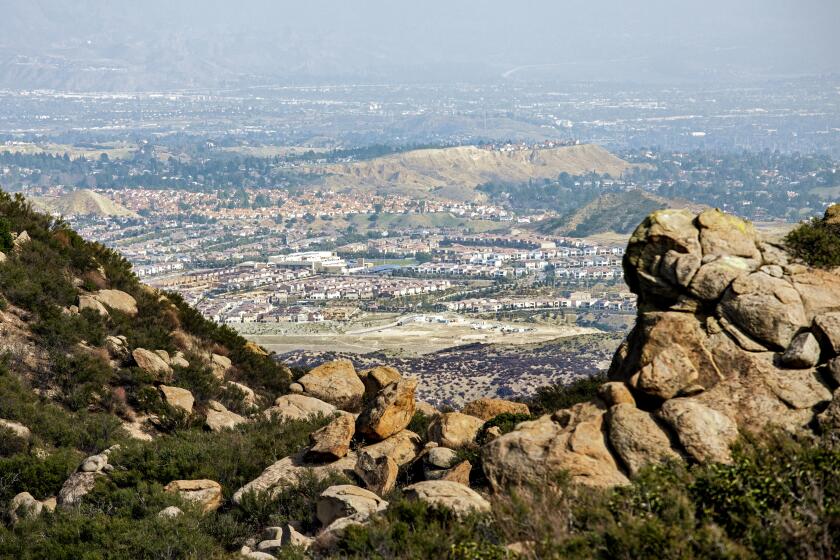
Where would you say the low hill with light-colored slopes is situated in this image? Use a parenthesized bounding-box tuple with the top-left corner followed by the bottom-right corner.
(32, 189, 139, 218)
(316, 144, 639, 201)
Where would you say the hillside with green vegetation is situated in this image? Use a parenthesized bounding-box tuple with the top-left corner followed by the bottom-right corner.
(0, 193, 839, 559)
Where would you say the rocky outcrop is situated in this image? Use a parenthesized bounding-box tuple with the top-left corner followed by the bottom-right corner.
(316, 485, 388, 527)
(205, 400, 247, 431)
(92, 289, 138, 316)
(265, 394, 336, 421)
(483, 207, 840, 491)
(159, 385, 194, 415)
(133, 348, 173, 379)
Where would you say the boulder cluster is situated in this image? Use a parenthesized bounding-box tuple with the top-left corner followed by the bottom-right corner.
(483, 207, 840, 490)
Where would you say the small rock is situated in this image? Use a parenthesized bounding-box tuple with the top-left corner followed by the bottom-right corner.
(415, 401, 440, 418)
(306, 412, 356, 461)
(265, 394, 336, 421)
(781, 332, 821, 369)
(157, 506, 183, 518)
(163, 479, 223, 513)
(170, 352, 190, 368)
(78, 295, 109, 317)
(598, 382, 635, 407)
(426, 447, 458, 469)
(439, 461, 471, 485)
(0, 418, 31, 440)
(483, 426, 503, 442)
(80, 453, 108, 472)
(289, 382, 304, 394)
(227, 381, 259, 408)
(403, 480, 490, 515)
(154, 349, 171, 364)
(211, 353, 232, 380)
(428, 412, 484, 448)
(358, 365, 401, 397)
(316, 485, 388, 527)
(360, 429, 423, 466)
(133, 348, 173, 378)
(205, 400, 247, 432)
(828, 357, 840, 385)
(9, 492, 43, 524)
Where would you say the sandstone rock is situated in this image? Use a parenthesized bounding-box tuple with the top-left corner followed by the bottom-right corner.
(623, 208, 701, 300)
(426, 446, 458, 469)
(265, 394, 336, 422)
(313, 513, 370, 552)
(461, 398, 530, 421)
(356, 377, 417, 441)
(289, 382, 304, 394)
(814, 312, 840, 355)
(58, 471, 101, 507)
(227, 381, 258, 408)
(781, 332, 821, 369)
(205, 400, 247, 432)
(157, 506, 183, 518)
(159, 385, 194, 415)
(154, 349, 171, 364)
(316, 484, 388, 527)
(608, 403, 680, 476)
(719, 272, 808, 350)
(164, 479, 223, 513)
(78, 294, 109, 317)
(763, 367, 832, 410)
(170, 352, 190, 368)
(403, 480, 490, 515)
(439, 461, 471, 485)
(297, 359, 365, 412)
(358, 365, 401, 397)
(354, 451, 398, 496)
(306, 412, 355, 461)
(689, 255, 754, 301)
(211, 353, 232, 380)
(789, 269, 840, 320)
(428, 412, 484, 448)
(133, 348, 173, 378)
(241, 550, 275, 560)
(104, 335, 129, 361)
(93, 289, 138, 316)
(695, 209, 761, 262)
(12, 230, 30, 250)
(415, 401, 440, 418)
(598, 382, 635, 407)
(828, 357, 840, 385)
(245, 341, 269, 356)
(80, 453, 108, 472)
(0, 418, 31, 440)
(658, 399, 738, 464)
(483, 426, 503, 442)
(41, 497, 56, 512)
(629, 345, 699, 400)
(9, 492, 43, 524)
(233, 451, 358, 504)
(260, 524, 312, 550)
(483, 402, 628, 490)
(360, 429, 423, 467)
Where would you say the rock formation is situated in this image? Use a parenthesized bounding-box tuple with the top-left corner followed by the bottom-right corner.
(483, 208, 840, 490)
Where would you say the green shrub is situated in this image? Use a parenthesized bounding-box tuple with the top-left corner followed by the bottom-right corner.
(785, 213, 840, 267)
(0, 448, 81, 503)
(47, 350, 114, 411)
(475, 412, 532, 446)
(527, 373, 606, 416)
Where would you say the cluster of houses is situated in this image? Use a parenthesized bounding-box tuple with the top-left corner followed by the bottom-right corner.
(444, 291, 637, 313)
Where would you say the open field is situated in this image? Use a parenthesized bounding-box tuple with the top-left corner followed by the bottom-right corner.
(235, 312, 597, 356)
(1, 141, 138, 160)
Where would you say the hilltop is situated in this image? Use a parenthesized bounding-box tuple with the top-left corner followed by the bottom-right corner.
(314, 144, 639, 202)
(536, 190, 706, 237)
(0, 193, 838, 559)
(31, 189, 139, 219)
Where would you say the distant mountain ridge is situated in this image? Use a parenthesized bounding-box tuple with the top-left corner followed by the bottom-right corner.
(315, 144, 639, 202)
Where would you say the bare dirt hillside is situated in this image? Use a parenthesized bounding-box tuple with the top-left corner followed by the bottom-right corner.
(315, 144, 640, 201)
(32, 189, 139, 218)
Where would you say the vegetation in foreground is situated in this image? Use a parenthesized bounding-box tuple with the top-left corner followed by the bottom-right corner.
(785, 206, 840, 268)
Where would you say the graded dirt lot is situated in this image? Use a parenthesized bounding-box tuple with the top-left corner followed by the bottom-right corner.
(235, 312, 597, 357)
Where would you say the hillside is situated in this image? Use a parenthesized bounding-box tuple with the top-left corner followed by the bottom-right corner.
(1, 194, 839, 559)
(536, 190, 706, 237)
(31, 189, 139, 219)
(315, 144, 640, 201)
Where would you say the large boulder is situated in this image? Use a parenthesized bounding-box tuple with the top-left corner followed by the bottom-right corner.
(265, 394, 336, 421)
(357, 365, 402, 398)
(403, 481, 490, 515)
(58, 472, 101, 508)
(8, 492, 43, 524)
(813, 312, 840, 355)
(316, 485, 388, 527)
(205, 400, 247, 432)
(356, 377, 417, 441)
(133, 348, 173, 379)
(78, 294, 109, 317)
(354, 451, 398, 496)
(233, 451, 357, 504)
(607, 403, 680, 476)
(658, 399, 738, 464)
(781, 332, 821, 369)
(461, 398, 530, 421)
(483, 401, 628, 490)
(0, 418, 31, 440)
(427, 412, 484, 448)
(159, 385, 194, 415)
(210, 353, 232, 380)
(93, 289, 138, 316)
(306, 412, 356, 461)
(296, 359, 366, 412)
(360, 429, 423, 467)
(163, 479, 223, 513)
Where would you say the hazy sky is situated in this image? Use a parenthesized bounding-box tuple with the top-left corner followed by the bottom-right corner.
(1, 0, 838, 89)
